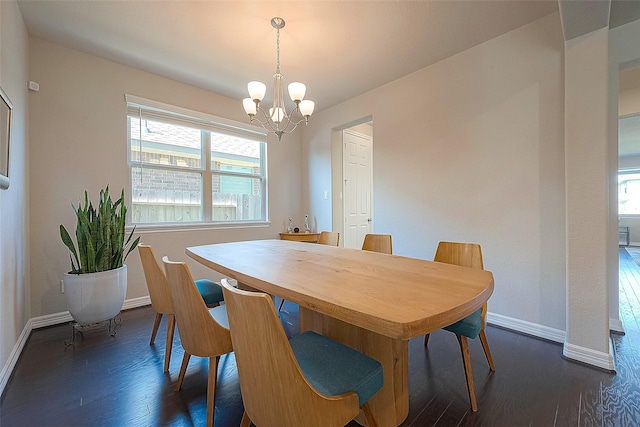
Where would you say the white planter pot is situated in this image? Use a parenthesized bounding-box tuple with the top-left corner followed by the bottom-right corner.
(63, 265, 127, 325)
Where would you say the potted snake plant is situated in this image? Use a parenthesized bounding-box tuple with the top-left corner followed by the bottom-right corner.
(60, 185, 140, 325)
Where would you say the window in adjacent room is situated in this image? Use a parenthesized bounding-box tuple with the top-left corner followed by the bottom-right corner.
(126, 95, 267, 227)
(619, 171, 640, 215)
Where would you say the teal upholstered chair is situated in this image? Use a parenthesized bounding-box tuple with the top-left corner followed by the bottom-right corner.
(220, 279, 384, 427)
(425, 241, 495, 411)
(138, 244, 224, 380)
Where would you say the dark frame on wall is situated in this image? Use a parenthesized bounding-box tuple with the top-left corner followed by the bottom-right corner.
(0, 86, 12, 190)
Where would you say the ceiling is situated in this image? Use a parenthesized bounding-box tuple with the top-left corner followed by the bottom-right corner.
(17, 0, 566, 111)
(15, 0, 640, 152)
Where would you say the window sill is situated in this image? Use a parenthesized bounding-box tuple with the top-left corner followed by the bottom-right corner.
(127, 221, 271, 234)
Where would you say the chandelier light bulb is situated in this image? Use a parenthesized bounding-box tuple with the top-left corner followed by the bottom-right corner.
(243, 98, 257, 115)
(248, 81, 266, 102)
(269, 107, 286, 123)
(288, 82, 306, 103)
(299, 100, 315, 117)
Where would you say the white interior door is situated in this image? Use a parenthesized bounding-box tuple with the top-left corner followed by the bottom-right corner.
(343, 129, 373, 249)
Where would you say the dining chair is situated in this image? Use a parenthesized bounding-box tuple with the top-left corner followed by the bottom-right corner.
(317, 230, 340, 246)
(163, 257, 233, 427)
(425, 241, 495, 411)
(138, 244, 224, 378)
(361, 233, 393, 254)
(220, 278, 384, 427)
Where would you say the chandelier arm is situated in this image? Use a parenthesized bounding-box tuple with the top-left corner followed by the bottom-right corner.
(278, 114, 307, 133)
(285, 115, 309, 127)
(252, 104, 308, 134)
(252, 107, 284, 133)
(280, 120, 302, 134)
(270, 105, 304, 134)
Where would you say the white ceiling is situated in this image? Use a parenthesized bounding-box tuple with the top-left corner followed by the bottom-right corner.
(18, 0, 564, 112)
(16, 0, 640, 155)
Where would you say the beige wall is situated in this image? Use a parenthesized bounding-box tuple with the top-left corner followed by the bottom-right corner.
(27, 37, 303, 318)
(0, 0, 30, 383)
(565, 28, 611, 358)
(304, 13, 567, 332)
(619, 86, 640, 116)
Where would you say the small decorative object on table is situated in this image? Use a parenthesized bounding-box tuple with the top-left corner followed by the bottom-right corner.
(287, 217, 293, 233)
(304, 214, 311, 233)
(294, 227, 300, 233)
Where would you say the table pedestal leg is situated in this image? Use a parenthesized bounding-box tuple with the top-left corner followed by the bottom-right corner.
(299, 307, 409, 427)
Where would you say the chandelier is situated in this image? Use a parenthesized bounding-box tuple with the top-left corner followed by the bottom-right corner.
(242, 17, 315, 141)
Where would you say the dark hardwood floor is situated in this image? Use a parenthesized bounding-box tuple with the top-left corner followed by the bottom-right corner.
(2, 250, 639, 426)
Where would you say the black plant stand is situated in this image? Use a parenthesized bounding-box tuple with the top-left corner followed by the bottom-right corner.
(64, 314, 122, 346)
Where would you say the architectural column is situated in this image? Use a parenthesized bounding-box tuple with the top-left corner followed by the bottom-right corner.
(564, 27, 615, 370)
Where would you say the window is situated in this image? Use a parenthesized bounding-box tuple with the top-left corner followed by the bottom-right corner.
(619, 171, 640, 215)
(126, 95, 267, 226)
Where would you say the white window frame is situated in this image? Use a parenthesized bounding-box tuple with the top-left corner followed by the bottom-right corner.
(618, 169, 640, 217)
(126, 94, 269, 230)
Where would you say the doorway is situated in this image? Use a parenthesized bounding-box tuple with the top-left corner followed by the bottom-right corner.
(330, 119, 373, 248)
(618, 66, 640, 333)
(342, 129, 373, 249)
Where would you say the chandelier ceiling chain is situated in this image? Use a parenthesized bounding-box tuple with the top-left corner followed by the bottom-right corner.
(274, 17, 281, 74)
(242, 17, 315, 141)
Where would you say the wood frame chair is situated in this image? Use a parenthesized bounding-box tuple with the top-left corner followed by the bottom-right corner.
(163, 257, 233, 427)
(425, 241, 495, 411)
(138, 244, 183, 374)
(138, 244, 224, 389)
(317, 231, 340, 246)
(220, 279, 383, 427)
(361, 233, 392, 254)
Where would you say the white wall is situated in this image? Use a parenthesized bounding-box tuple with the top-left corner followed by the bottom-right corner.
(564, 28, 611, 363)
(303, 13, 567, 332)
(28, 37, 303, 318)
(0, 0, 30, 387)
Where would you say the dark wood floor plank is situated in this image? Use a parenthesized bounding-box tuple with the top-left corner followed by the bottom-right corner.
(2, 250, 640, 426)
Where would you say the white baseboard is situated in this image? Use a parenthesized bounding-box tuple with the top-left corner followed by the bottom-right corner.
(486, 312, 566, 343)
(31, 296, 151, 329)
(488, 312, 618, 371)
(609, 317, 625, 334)
(1, 296, 151, 397)
(0, 319, 32, 398)
(563, 339, 616, 371)
(122, 295, 152, 311)
(30, 311, 74, 329)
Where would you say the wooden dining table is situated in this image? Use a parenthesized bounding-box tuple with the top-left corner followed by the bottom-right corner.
(187, 239, 494, 427)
